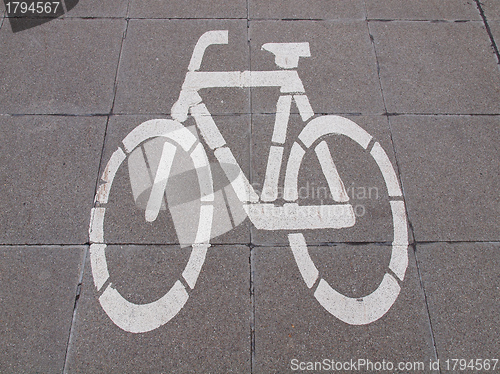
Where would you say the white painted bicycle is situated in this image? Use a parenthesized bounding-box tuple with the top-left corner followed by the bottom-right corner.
(89, 30, 408, 333)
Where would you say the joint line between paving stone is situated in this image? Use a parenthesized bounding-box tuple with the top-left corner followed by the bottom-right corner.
(125, 16, 249, 20)
(125, 0, 132, 19)
(474, 0, 500, 66)
(365, 20, 388, 116)
(366, 137, 376, 153)
(110, 19, 130, 115)
(361, 0, 368, 21)
(246, 2, 257, 371)
(96, 277, 111, 298)
(3, 15, 129, 20)
(249, 244, 256, 373)
(61, 245, 89, 374)
(367, 18, 479, 23)
(387, 112, 500, 117)
(3, 112, 500, 117)
(413, 243, 442, 373)
(0, 240, 496, 247)
(385, 110, 442, 366)
(221, 187, 237, 228)
(90, 115, 112, 216)
(87, 15, 130, 244)
(0, 240, 494, 247)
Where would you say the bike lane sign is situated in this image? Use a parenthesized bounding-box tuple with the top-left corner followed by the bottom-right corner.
(88, 30, 408, 334)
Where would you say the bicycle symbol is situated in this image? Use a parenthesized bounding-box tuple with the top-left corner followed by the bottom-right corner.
(89, 30, 409, 333)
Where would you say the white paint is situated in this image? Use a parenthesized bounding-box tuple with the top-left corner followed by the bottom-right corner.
(277, 111, 408, 326)
(190, 143, 215, 202)
(89, 207, 105, 244)
(96, 148, 125, 204)
(262, 42, 311, 69)
(390, 200, 408, 246)
(370, 142, 402, 197)
(214, 147, 259, 203)
(190, 103, 226, 150)
(288, 233, 318, 288)
(171, 69, 306, 122)
(283, 142, 305, 201)
(90, 115, 217, 333)
(172, 91, 203, 123)
(99, 280, 189, 333)
(188, 30, 228, 72)
(293, 95, 314, 121)
(90, 29, 411, 332)
(314, 275, 401, 325)
(122, 119, 196, 154)
(185, 71, 306, 93)
(299, 115, 372, 149)
(182, 243, 210, 289)
(389, 245, 408, 281)
(145, 141, 177, 222)
(315, 141, 349, 203)
(261, 146, 284, 202)
(128, 143, 163, 210)
(271, 95, 292, 144)
(245, 203, 355, 230)
(194, 204, 214, 244)
(89, 243, 109, 291)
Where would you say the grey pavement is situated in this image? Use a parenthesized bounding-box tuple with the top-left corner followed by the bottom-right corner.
(0, 0, 498, 373)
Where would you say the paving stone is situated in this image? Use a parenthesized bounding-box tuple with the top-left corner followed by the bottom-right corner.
(249, 0, 365, 20)
(417, 242, 500, 363)
(66, 245, 250, 372)
(249, 20, 385, 115)
(0, 18, 125, 114)
(253, 245, 435, 373)
(0, 246, 85, 373)
(390, 115, 500, 242)
(482, 0, 500, 20)
(366, 0, 480, 20)
(64, 0, 129, 17)
(370, 21, 500, 114)
(96, 114, 251, 245)
(250, 114, 409, 245)
(114, 19, 250, 116)
(128, 0, 246, 19)
(0, 115, 106, 244)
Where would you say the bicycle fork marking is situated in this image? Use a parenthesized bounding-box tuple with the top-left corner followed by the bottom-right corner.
(89, 30, 409, 333)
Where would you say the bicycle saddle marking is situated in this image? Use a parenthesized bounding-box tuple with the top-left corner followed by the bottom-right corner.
(262, 42, 311, 69)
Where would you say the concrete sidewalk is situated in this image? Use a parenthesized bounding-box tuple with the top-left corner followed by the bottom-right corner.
(0, 0, 499, 372)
